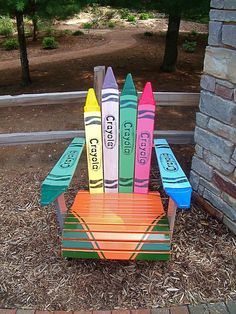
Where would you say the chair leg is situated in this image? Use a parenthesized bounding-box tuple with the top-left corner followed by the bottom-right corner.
(54, 194, 68, 233)
(167, 197, 177, 239)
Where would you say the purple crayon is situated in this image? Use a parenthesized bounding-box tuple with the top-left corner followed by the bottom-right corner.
(101, 67, 119, 193)
(134, 82, 156, 194)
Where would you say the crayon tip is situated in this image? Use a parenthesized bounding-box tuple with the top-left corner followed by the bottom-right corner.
(103, 67, 118, 89)
(84, 88, 100, 112)
(121, 73, 137, 96)
(139, 82, 155, 106)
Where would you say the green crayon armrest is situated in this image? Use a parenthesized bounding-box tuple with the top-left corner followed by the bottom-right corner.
(41, 137, 85, 206)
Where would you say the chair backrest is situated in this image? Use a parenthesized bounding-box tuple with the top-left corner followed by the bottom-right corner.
(84, 67, 156, 195)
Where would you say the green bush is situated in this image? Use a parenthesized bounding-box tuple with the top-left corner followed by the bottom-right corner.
(73, 30, 84, 36)
(0, 16, 14, 37)
(139, 13, 149, 20)
(120, 8, 130, 20)
(3, 37, 19, 50)
(182, 40, 197, 53)
(108, 21, 115, 28)
(127, 15, 136, 22)
(190, 30, 198, 37)
(42, 36, 58, 49)
(144, 31, 154, 37)
(83, 22, 92, 29)
(104, 10, 116, 21)
(62, 29, 73, 35)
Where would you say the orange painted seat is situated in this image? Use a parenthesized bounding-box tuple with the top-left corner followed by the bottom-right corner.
(62, 191, 171, 260)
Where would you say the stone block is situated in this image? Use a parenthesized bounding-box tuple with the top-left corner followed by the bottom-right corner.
(232, 148, 236, 161)
(195, 144, 203, 158)
(223, 215, 236, 235)
(194, 127, 234, 162)
(208, 118, 236, 143)
(203, 189, 236, 220)
(226, 299, 236, 313)
(188, 303, 209, 314)
(203, 149, 235, 175)
(215, 84, 233, 99)
(151, 309, 169, 314)
(216, 78, 234, 88)
(211, 0, 224, 8)
(191, 156, 213, 181)
(192, 191, 224, 221)
(198, 184, 205, 196)
(208, 21, 222, 46)
(222, 24, 236, 49)
(200, 91, 236, 126)
(170, 306, 189, 314)
(196, 112, 209, 129)
(204, 46, 236, 84)
(210, 9, 236, 22)
(207, 302, 229, 313)
(222, 192, 236, 210)
(190, 170, 200, 190)
(213, 171, 236, 199)
(231, 158, 236, 167)
(224, 0, 236, 9)
(200, 74, 216, 92)
(200, 177, 221, 195)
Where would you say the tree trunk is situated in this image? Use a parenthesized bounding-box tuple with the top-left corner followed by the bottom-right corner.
(16, 12, 31, 85)
(32, 15, 38, 41)
(161, 14, 181, 72)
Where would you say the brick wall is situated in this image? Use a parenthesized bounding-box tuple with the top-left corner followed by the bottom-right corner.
(190, 0, 236, 234)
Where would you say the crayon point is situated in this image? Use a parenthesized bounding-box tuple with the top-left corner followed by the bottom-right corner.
(103, 67, 118, 89)
(84, 88, 100, 112)
(121, 73, 137, 96)
(139, 82, 155, 105)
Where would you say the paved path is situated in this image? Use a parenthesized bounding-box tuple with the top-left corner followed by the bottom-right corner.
(1, 301, 236, 314)
(0, 30, 138, 71)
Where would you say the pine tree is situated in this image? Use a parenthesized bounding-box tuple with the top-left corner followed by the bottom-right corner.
(0, 0, 87, 85)
(96, 0, 210, 72)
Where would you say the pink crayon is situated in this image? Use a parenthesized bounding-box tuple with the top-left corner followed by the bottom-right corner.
(134, 82, 156, 194)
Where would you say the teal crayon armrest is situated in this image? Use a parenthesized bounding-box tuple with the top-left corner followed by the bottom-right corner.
(41, 137, 85, 206)
(154, 139, 192, 209)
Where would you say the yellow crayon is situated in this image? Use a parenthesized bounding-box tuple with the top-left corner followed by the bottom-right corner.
(84, 88, 104, 193)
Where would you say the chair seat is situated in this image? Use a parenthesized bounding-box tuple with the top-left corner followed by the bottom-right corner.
(62, 191, 171, 260)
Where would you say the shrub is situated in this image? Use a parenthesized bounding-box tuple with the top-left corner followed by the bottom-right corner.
(104, 10, 116, 21)
(62, 29, 73, 35)
(190, 30, 198, 37)
(42, 36, 58, 49)
(182, 40, 197, 53)
(144, 31, 154, 37)
(120, 8, 130, 20)
(108, 21, 115, 28)
(139, 13, 149, 20)
(73, 30, 84, 36)
(3, 37, 19, 50)
(127, 15, 136, 22)
(83, 22, 92, 29)
(0, 16, 14, 37)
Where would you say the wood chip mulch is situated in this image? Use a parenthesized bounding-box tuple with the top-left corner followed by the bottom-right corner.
(0, 169, 235, 311)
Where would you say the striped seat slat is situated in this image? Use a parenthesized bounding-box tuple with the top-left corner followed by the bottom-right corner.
(62, 191, 171, 261)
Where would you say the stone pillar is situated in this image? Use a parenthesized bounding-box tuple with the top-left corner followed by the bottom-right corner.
(190, 0, 236, 234)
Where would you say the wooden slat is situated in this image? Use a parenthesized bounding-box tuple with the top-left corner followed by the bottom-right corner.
(0, 130, 194, 146)
(0, 91, 199, 108)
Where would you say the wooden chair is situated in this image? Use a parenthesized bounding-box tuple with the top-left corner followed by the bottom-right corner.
(41, 67, 192, 261)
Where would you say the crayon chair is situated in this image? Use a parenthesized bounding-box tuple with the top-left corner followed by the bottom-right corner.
(41, 68, 192, 261)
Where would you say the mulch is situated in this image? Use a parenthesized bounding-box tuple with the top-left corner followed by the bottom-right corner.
(0, 165, 235, 311)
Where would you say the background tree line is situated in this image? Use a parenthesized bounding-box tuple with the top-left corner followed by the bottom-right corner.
(0, 0, 210, 86)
